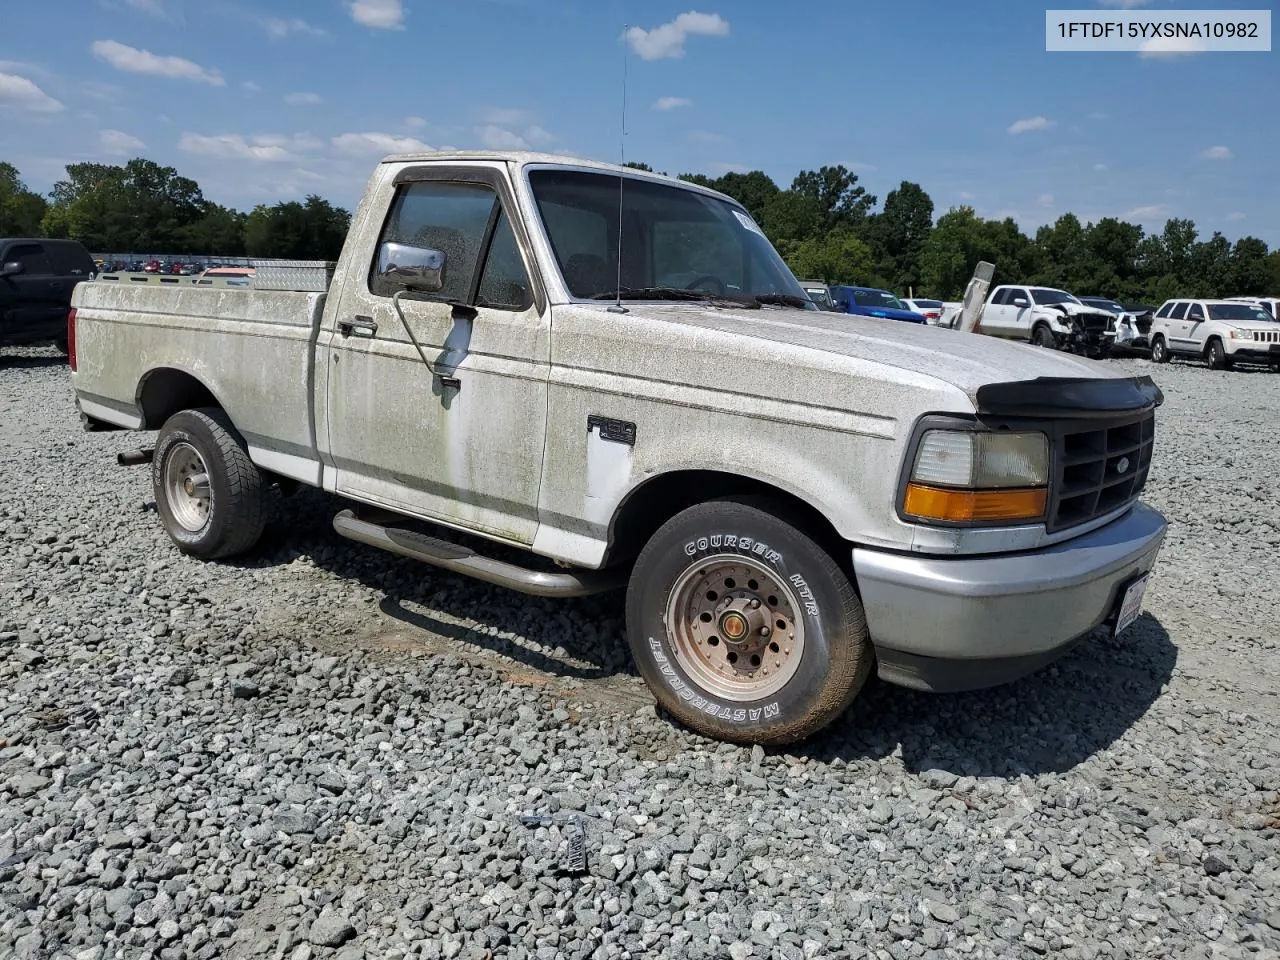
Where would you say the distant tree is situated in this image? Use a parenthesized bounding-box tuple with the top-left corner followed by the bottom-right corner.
(1266, 250, 1280, 294)
(677, 173, 714, 188)
(759, 190, 822, 246)
(244, 196, 350, 260)
(708, 171, 779, 221)
(183, 203, 247, 256)
(1227, 237, 1271, 295)
(0, 163, 48, 236)
(42, 159, 205, 251)
(868, 181, 934, 293)
(790, 165, 876, 233)
(1188, 232, 1232, 298)
(782, 228, 875, 285)
(623, 161, 654, 172)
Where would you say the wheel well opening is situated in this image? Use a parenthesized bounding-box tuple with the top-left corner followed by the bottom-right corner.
(606, 471, 849, 571)
(137, 369, 220, 429)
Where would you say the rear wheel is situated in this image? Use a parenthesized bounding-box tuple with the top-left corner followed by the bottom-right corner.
(1032, 324, 1056, 349)
(626, 499, 872, 745)
(152, 408, 266, 559)
(1150, 336, 1169, 364)
(1206, 339, 1229, 371)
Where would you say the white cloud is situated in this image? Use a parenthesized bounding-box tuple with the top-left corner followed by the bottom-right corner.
(179, 132, 318, 162)
(1007, 116, 1053, 135)
(959, 191, 977, 201)
(124, 0, 166, 14)
(478, 106, 531, 125)
(477, 125, 528, 149)
(99, 129, 146, 154)
(242, 81, 260, 94)
(348, 0, 405, 29)
(284, 92, 323, 106)
(265, 18, 325, 39)
(625, 12, 730, 60)
(92, 40, 224, 86)
(1199, 145, 1232, 160)
(1225, 212, 1246, 222)
(523, 125, 555, 146)
(654, 96, 693, 111)
(332, 132, 432, 156)
(405, 116, 427, 129)
(1094, 163, 1108, 171)
(1038, 193, 1055, 207)
(0, 72, 64, 113)
(1123, 204, 1170, 220)
(1139, 36, 1205, 59)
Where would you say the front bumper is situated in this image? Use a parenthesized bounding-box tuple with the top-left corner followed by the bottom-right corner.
(852, 503, 1167, 692)
(1226, 345, 1280, 362)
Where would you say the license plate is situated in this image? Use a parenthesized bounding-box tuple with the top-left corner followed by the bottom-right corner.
(1113, 574, 1149, 638)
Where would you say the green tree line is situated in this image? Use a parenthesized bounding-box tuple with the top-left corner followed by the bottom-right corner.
(628, 161, 1280, 302)
(1, 158, 349, 261)
(7, 157, 1278, 298)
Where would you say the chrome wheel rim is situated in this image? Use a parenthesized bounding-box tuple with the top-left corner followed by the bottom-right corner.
(164, 442, 211, 532)
(664, 554, 805, 702)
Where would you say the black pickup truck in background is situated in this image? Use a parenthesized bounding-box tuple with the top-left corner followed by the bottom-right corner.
(0, 238, 96, 352)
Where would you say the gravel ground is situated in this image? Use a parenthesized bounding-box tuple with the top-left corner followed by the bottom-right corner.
(2, 345, 1278, 960)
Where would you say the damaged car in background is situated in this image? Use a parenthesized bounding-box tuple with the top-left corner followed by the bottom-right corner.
(978, 284, 1115, 356)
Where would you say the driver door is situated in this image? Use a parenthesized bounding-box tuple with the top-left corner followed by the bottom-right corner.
(323, 166, 551, 545)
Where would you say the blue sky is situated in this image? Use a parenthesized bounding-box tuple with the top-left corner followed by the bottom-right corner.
(0, 0, 1275, 244)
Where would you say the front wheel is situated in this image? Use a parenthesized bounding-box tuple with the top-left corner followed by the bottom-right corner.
(1206, 340, 1229, 371)
(1150, 336, 1169, 364)
(626, 499, 872, 745)
(152, 408, 267, 559)
(1031, 324, 1057, 349)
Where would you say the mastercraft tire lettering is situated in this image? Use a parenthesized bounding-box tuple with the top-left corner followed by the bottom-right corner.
(626, 499, 872, 745)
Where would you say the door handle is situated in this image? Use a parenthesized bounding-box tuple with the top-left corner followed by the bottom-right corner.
(338, 316, 378, 337)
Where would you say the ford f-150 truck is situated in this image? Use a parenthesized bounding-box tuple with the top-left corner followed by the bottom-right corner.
(68, 151, 1167, 745)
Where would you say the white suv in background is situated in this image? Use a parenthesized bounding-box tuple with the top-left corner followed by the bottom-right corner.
(1149, 299, 1280, 370)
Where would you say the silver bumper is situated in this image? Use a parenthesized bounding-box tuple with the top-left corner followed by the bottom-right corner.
(853, 503, 1167, 690)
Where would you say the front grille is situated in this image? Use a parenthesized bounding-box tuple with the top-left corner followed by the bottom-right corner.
(1251, 329, 1280, 343)
(1049, 410, 1155, 532)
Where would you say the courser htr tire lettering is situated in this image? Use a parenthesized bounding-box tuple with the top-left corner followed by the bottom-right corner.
(626, 498, 871, 745)
(152, 407, 267, 559)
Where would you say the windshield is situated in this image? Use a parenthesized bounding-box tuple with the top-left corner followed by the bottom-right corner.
(804, 287, 833, 307)
(911, 299, 943, 309)
(528, 169, 812, 306)
(852, 289, 906, 310)
(1209, 303, 1273, 322)
(1082, 298, 1124, 314)
(1031, 288, 1081, 306)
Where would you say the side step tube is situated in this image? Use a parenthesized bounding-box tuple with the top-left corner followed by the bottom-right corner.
(332, 509, 624, 598)
(118, 448, 155, 466)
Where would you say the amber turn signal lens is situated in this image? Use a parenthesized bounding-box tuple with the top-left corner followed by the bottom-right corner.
(903, 483, 1047, 523)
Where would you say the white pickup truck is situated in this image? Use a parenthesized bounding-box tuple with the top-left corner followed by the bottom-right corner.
(68, 151, 1167, 744)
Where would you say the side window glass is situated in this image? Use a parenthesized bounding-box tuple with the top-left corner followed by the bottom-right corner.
(476, 211, 532, 311)
(991, 289, 1008, 305)
(1156, 303, 1172, 318)
(1169, 302, 1188, 320)
(6, 244, 52, 274)
(371, 181, 496, 300)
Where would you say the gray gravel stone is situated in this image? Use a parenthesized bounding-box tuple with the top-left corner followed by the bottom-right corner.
(2, 348, 1279, 960)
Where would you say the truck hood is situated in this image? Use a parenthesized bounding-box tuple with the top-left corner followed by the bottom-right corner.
(635, 303, 1128, 397)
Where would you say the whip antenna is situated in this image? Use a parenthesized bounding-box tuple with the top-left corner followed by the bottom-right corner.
(608, 26, 629, 314)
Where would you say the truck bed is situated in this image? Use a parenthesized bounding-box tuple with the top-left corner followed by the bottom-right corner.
(72, 281, 329, 485)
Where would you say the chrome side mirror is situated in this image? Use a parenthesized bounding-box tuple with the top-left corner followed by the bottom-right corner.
(377, 242, 445, 293)
(0, 261, 22, 278)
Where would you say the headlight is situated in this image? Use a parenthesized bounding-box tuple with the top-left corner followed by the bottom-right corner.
(1228, 329, 1253, 340)
(903, 429, 1049, 524)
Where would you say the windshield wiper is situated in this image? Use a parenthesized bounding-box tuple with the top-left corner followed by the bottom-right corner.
(589, 286, 760, 308)
(590, 286, 714, 302)
(752, 293, 812, 309)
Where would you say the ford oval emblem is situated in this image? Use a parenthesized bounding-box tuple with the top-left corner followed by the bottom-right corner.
(1116, 456, 1131, 475)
